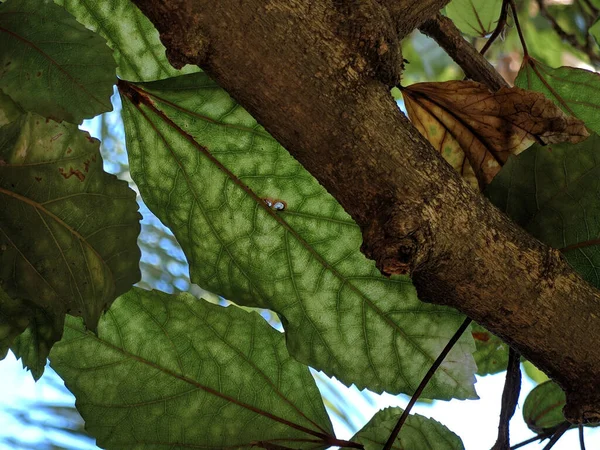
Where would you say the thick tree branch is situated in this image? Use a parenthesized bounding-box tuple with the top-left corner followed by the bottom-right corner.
(419, 14, 509, 91)
(133, 0, 600, 422)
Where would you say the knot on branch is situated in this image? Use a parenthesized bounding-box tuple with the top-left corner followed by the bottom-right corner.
(564, 390, 600, 425)
(332, 0, 403, 86)
(360, 203, 431, 276)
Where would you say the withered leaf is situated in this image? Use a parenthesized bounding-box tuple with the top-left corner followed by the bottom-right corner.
(402, 80, 589, 189)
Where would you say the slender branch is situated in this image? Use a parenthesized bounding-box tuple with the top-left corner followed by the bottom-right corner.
(382, 317, 472, 450)
(508, 0, 529, 57)
(579, 424, 586, 450)
(492, 348, 522, 450)
(542, 422, 571, 450)
(510, 429, 556, 449)
(419, 14, 508, 91)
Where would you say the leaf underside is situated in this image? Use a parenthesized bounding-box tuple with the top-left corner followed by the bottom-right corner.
(0, 102, 141, 377)
(53, 0, 199, 82)
(352, 407, 464, 450)
(118, 73, 478, 400)
(0, 0, 116, 123)
(50, 288, 334, 450)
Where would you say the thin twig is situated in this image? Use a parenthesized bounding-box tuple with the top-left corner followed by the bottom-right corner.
(382, 317, 472, 450)
(508, 0, 529, 56)
(542, 422, 572, 450)
(419, 14, 508, 91)
(480, 0, 510, 56)
(510, 429, 556, 449)
(492, 348, 522, 450)
(579, 424, 586, 450)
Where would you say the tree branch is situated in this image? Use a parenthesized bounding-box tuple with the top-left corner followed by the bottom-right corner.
(419, 14, 508, 91)
(132, 0, 600, 422)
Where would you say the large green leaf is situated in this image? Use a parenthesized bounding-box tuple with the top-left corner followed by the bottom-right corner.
(523, 381, 567, 434)
(445, 0, 502, 37)
(352, 407, 464, 450)
(515, 58, 600, 135)
(486, 134, 600, 289)
(0, 111, 141, 331)
(118, 73, 477, 400)
(50, 288, 336, 450)
(0, 0, 115, 124)
(53, 0, 199, 82)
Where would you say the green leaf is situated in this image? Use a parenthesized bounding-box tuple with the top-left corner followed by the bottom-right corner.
(0, 285, 30, 360)
(523, 381, 567, 434)
(486, 134, 600, 289)
(50, 288, 335, 450)
(522, 360, 550, 385)
(0, 111, 141, 331)
(0, 0, 115, 124)
(590, 18, 600, 48)
(11, 305, 64, 380)
(515, 57, 600, 135)
(445, 0, 502, 37)
(119, 73, 477, 400)
(471, 323, 508, 376)
(53, 0, 200, 82)
(352, 407, 464, 450)
(0, 88, 22, 126)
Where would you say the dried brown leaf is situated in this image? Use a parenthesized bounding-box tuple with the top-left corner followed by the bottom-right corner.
(402, 80, 589, 189)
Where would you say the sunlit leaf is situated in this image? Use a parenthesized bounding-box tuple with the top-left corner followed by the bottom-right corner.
(352, 407, 464, 450)
(515, 57, 600, 134)
(523, 381, 567, 434)
(0, 111, 141, 332)
(445, 0, 503, 37)
(486, 134, 600, 290)
(50, 288, 336, 450)
(118, 73, 478, 400)
(403, 80, 588, 188)
(11, 306, 63, 380)
(471, 323, 508, 376)
(53, 0, 199, 82)
(522, 360, 550, 385)
(0, 0, 115, 123)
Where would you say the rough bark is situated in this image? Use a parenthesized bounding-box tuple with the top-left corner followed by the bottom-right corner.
(132, 0, 600, 422)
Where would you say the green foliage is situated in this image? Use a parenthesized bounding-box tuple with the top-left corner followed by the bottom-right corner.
(445, 0, 502, 37)
(487, 134, 600, 289)
(515, 59, 600, 134)
(470, 323, 509, 376)
(0, 0, 115, 124)
(53, 0, 199, 81)
(352, 407, 464, 450)
(523, 381, 568, 434)
(3, 0, 600, 448)
(0, 285, 30, 359)
(0, 109, 141, 331)
(50, 288, 334, 450)
(119, 73, 477, 400)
